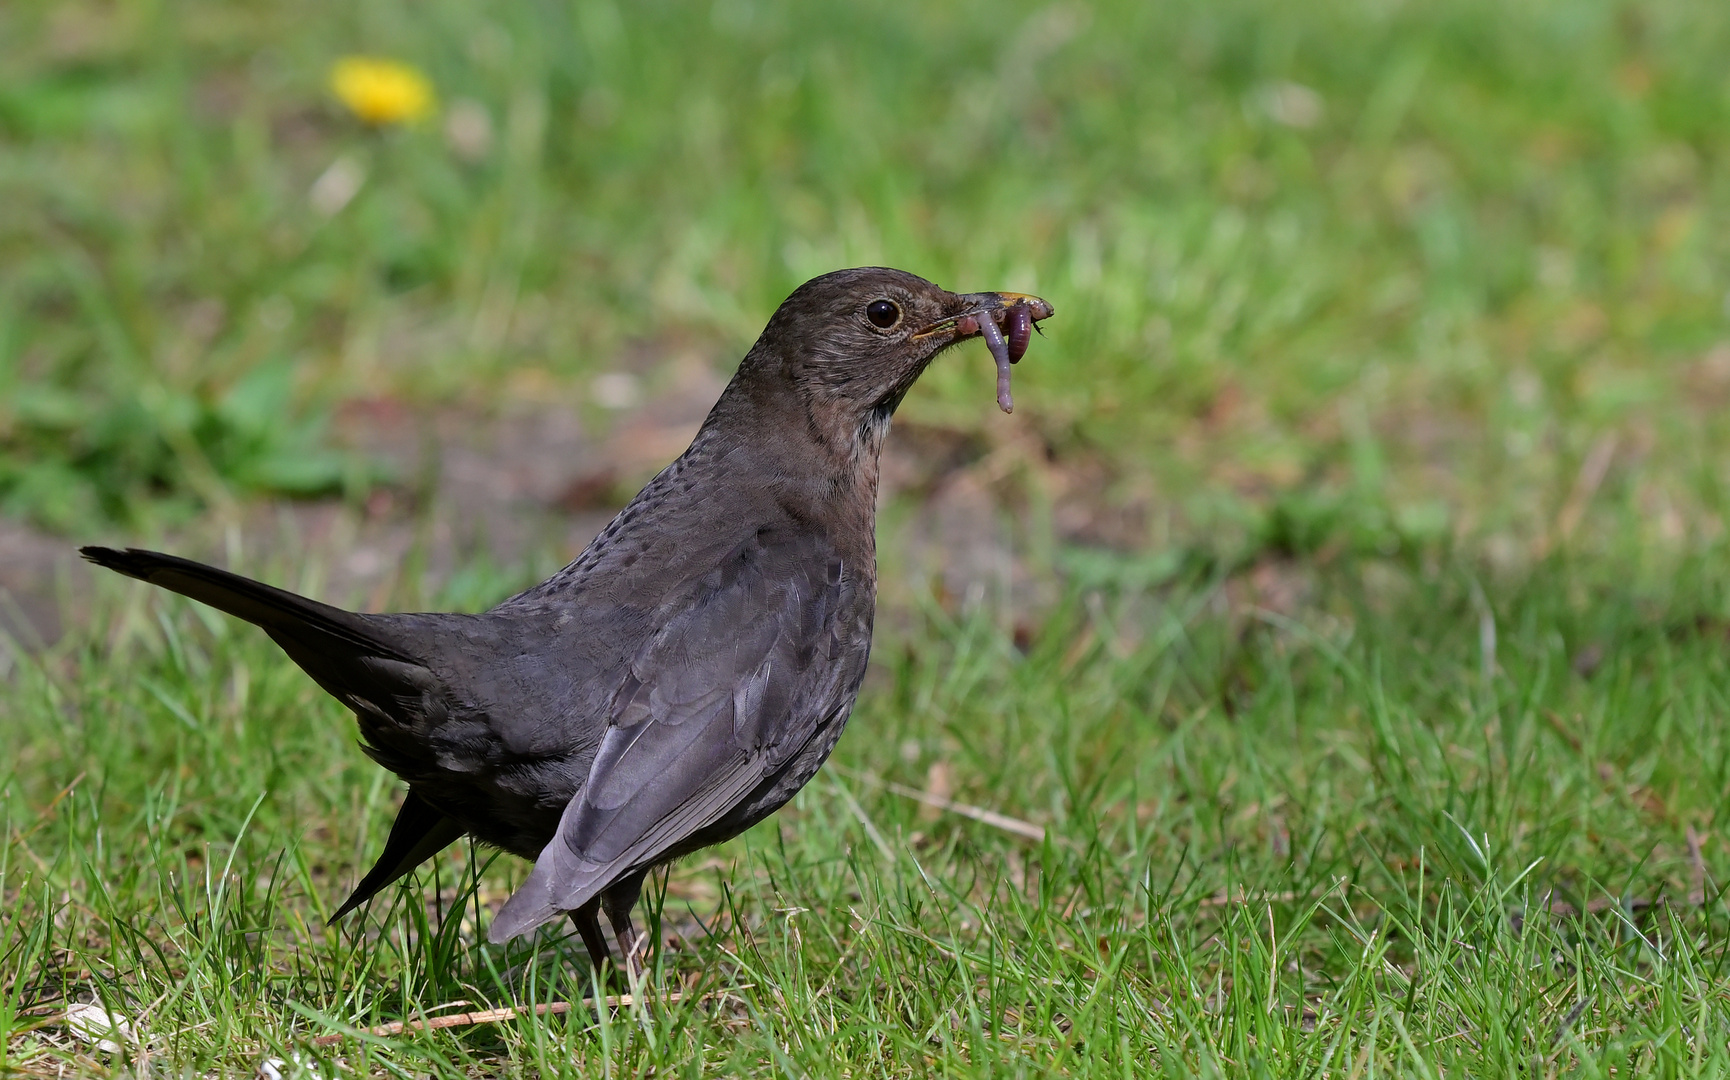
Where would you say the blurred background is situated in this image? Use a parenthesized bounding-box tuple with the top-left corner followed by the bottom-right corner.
(3, 0, 1728, 640)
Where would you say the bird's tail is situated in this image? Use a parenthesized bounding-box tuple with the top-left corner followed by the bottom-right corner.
(81, 546, 472, 922)
(79, 546, 419, 686)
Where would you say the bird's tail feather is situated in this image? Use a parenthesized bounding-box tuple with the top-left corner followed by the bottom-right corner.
(78, 544, 426, 711)
(82, 546, 402, 653)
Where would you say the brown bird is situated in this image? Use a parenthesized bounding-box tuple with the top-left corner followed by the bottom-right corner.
(81, 268, 1053, 978)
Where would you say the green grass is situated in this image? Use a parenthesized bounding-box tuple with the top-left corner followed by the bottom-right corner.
(7, 0, 1730, 1073)
(8, 553, 1730, 1074)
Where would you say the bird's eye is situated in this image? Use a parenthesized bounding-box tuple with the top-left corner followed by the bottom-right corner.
(866, 299, 901, 329)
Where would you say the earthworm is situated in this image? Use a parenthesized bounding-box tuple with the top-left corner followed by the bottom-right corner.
(978, 310, 1014, 414)
(1005, 303, 1032, 364)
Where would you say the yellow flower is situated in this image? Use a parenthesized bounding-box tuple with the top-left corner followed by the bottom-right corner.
(330, 56, 435, 126)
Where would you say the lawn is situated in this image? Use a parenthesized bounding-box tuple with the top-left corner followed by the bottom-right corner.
(5, 0, 1730, 1074)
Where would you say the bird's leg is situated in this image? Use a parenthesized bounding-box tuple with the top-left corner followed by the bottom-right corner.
(568, 899, 612, 974)
(602, 871, 650, 983)
(613, 916, 644, 983)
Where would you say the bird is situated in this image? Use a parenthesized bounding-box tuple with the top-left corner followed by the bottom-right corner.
(81, 267, 1054, 979)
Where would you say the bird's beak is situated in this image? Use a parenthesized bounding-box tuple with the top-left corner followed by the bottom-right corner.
(913, 291, 1055, 341)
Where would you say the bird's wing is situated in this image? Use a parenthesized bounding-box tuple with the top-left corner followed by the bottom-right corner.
(489, 531, 860, 942)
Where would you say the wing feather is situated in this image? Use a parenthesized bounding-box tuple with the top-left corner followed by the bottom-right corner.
(489, 531, 854, 942)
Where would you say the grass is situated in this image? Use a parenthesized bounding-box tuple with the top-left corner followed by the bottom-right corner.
(4, 0, 1729, 545)
(7, 553, 1730, 1074)
(6, 0, 1730, 1073)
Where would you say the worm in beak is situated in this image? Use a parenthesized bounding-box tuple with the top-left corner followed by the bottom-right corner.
(977, 311, 1015, 413)
(920, 293, 1053, 415)
(1005, 303, 1033, 364)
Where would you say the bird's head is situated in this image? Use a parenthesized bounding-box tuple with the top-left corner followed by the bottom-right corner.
(737, 267, 1054, 426)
